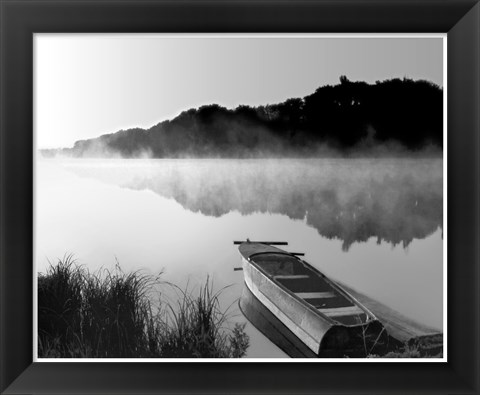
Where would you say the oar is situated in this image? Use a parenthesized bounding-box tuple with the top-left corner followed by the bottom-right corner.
(233, 240, 288, 245)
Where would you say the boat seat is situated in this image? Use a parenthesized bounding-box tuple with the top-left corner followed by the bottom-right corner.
(317, 305, 364, 317)
(274, 275, 310, 280)
(295, 291, 335, 299)
(275, 276, 332, 292)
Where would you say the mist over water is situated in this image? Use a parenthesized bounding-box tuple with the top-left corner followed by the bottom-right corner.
(36, 157, 443, 356)
(63, 158, 443, 251)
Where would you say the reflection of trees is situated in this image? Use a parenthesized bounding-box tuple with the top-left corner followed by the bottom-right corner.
(305, 181, 442, 250)
(121, 160, 443, 251)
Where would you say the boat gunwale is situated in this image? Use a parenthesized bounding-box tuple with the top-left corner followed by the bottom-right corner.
(244, 249, 378, 327)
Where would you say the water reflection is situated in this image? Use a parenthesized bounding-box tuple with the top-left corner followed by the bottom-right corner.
(65, 158, 443, 251)
(36, 158, 444, 350)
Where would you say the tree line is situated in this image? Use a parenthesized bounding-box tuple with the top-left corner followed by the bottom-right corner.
(45, 76, 443, 158)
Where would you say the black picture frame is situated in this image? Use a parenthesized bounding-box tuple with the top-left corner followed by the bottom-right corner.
(1, 0, 479, 394)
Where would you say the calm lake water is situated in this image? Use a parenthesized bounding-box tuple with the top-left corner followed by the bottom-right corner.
(35, 158, 443, 358)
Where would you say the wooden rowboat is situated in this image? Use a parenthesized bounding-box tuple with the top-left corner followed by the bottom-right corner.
(236, 241, 387, 356)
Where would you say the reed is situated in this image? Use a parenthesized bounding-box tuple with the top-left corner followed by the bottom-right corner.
(38, 257, 249, 358)
(155, 280, 249, 358)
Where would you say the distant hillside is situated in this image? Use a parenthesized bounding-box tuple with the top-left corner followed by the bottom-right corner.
(42, 77, 443, 158)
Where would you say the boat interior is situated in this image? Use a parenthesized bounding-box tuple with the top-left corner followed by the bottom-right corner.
(251, 253, 369, 326)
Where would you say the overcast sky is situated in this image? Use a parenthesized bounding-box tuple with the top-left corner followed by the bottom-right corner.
(35, 35, 444, 149)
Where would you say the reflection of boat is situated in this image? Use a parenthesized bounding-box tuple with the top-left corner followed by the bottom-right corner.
(236, 240, 387, 356)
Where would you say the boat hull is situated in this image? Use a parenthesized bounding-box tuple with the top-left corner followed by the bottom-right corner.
(239, 243, 388, 356)
(242, 255, 332, 354)
(238, 283, 318, 357)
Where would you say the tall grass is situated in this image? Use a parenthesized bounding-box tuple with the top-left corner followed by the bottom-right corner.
(154, 280, 249, 358)
(38, 257, 249, 358)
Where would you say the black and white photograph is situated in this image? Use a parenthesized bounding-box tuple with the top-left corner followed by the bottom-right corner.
(35, 34, 445, 360)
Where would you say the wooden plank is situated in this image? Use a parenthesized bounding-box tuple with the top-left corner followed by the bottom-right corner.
(274, 275, 310, 280)
(296, 291, 335, 299)
(317, 305, 364, 317)
(337, 282, 441, 342)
